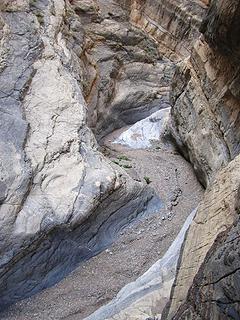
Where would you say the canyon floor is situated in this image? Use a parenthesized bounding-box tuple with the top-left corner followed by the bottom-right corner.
(2, 128, 203, 320)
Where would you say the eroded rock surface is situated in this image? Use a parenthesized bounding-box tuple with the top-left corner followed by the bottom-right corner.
(85, 209, 197, 320)
(165, 155, 240, 319)
(0, 0, 205, 312)
(174, 217, 240, 320)
(163, 1, 240, 319)
(129, 0, 207, 60)
(0, 0, 157, 308)
(1, 125, 203, 319)
(1, 0, 240, 319)
(169, 0, 240, 187)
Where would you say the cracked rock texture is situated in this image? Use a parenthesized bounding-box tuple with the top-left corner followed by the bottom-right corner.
(164, 155, 240, 319)
(1, 0, 240, 319)
(0, 0, 158, 308)
(173, 215, 240, 320)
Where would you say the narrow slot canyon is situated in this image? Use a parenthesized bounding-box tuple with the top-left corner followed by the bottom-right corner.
(0, 0, 240, 319)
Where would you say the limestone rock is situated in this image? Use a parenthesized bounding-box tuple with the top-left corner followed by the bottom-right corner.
(169, 0, 240, 187)
(164, 155, 240, 319)
(0, 0, 156, 308)
(114, 108, 170, 149)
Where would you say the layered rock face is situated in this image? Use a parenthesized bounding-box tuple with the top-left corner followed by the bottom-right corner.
(0, 0, 159, 308)
(129, 0, 206, 60)
(174, 212, 240, 319)
(165, 155, 240, 319)
(169, 0, 240, 187)
(164, 0, 240, 318)
(1, 0, 240, 319)
(70, 0, 175, 140)
(0, 0, 206, 313)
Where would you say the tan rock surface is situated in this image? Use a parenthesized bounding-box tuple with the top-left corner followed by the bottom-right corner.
(165, 155, 240, 319)
(169, 0, 240, 186)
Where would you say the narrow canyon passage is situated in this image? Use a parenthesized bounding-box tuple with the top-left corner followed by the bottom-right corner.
(1, 0, 240, 319)
(1, 121, 203, 320)
(0, 0, 206, 317)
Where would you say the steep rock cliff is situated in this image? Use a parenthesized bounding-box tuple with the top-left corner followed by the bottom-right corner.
(129, 0, 206, 60)
(1, 0, 240, 319)
(164, 1, 240, 318)
(165, 155, 240, 319)
(0, 0, 157, 308)
(169, 0, 240, 187)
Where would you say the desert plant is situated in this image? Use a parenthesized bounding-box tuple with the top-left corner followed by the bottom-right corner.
(144, 176, 152, 184)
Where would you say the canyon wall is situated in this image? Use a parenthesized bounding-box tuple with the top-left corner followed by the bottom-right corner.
(129, 0, 206, 60)
(81, 0, 240, 318)
(0, 0, 159, 308)
(164, 0, 240, 318)
(0, 0, 240, 318)
(169, 0, 240, 187)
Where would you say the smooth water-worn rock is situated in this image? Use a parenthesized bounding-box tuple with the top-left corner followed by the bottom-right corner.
(63, 0, 176, 141)
(85, 209, 197, 320)
(0, 0, 160, 309)
(114, 108, 170, 149)
(164, 155, 240, 319)
(1, 0, 240, 319)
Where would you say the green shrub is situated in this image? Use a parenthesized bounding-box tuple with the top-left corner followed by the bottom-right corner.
(117, 155, 131, 161)
(144, 176, 152, 184)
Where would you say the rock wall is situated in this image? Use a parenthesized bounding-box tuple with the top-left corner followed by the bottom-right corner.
(0, 0, 157, 308)
(169, 0, 240, 187)
(129, 0, 207, 61)
(1, 0, 207, 309)
(174, 215, 240, 319)
(164, 155, 240, 319)
(1, 0, 240, 318)
(68, 0, 175, 141)
(164, 0, 240, 318)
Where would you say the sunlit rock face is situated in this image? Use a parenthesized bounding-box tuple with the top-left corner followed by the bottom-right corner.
(0, 0, 158, 308)
(114, 108, 170, 149)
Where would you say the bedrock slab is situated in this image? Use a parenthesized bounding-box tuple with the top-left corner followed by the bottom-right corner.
(85, 209, 197, 320)
(164, 155, 240, 319)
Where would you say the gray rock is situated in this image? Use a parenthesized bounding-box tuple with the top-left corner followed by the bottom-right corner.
(0, 0, 159, 309)
(84, 209, 197, 320)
